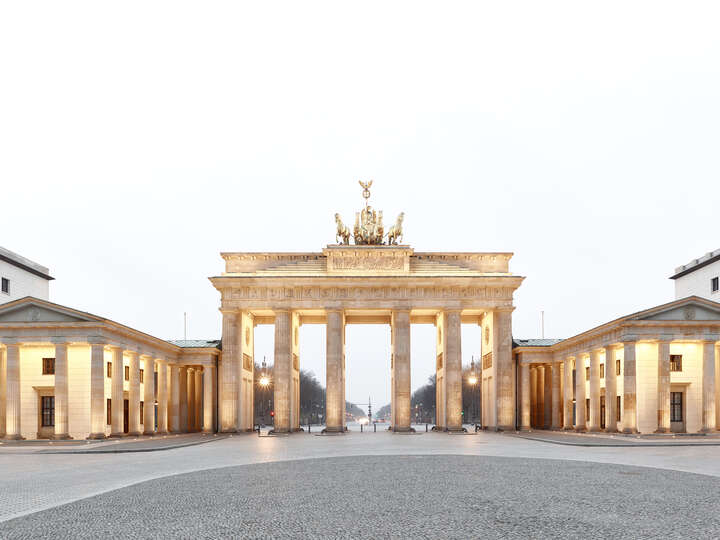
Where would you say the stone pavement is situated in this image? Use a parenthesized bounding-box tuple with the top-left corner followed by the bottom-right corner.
(2, 430, 720, 535)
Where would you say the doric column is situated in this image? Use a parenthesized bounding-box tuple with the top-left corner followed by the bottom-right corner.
(325, 309, 345, 432)
(3, 342, 23, 440)
(128, 351, 141, 436)
(622, 340, 638, 433)
(273, 310, 292, 433)
(87, 341, 106, 439)
(588, 350, 601, 432)
(110, 346, 125, 437)
(169, 364, 180, 432)
(203, 365, 215, 433)
(551, 362, 561, 429)
(179, 366, 188, 432)
(157, 360, 168, 434)
(220, 310, 238, 432)
(701, 339, 717, 432)
(52, 340, 71, 439)
(543, 364, 552, 428)
(0, 346, 6, 437)
(444, 310, 463, 431)
(195, 368, 202, 431)
(529, 366, 537, 427)
(291, 312, 300, 431)
(187, 368, 196, 432)
(575, 355, 586, 432)
(604, 346, 617, 432)
(435, 313, 445, 429)
(493, 308, 514, 431)
(391, 310, 412, 432)
(237, 312, 254, 432)
(563, 357, 573, 429)
(536, 365, 544, 428)
(143, 356, 155, 435)
(655, 341, 671, 433)
(520, 363, 530, 430)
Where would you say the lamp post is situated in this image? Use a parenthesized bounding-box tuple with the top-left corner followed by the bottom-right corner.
(258, 356, 270, 425)
(468, 357, 479, 425)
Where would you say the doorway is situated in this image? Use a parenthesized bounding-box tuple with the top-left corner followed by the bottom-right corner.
(123, 399, 129, 434)
(670, 388, 685, 433)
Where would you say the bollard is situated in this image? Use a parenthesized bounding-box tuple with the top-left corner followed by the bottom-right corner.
(361, 423, 363, 433)
(374, 423, 377, 433)
(425, 423, 428, 432)
(308, 424, 311, 434)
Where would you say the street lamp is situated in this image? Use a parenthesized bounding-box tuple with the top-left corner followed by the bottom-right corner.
(468, 357, 479, 425)
(258, 357, 271, 425)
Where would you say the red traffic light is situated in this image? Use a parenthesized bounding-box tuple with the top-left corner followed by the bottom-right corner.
(270, 411, 275, 417)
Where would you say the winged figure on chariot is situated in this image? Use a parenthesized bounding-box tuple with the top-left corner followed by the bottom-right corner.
(334, 181, 404, 246)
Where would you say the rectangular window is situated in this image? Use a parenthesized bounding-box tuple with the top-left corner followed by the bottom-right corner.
(140, 401, 144, 424)
(140, 369, 144, 383)
(616, 396, 621, 421)
(42, 357, 55, 375)
(107, 362, 112, 378)
(1, 277, 9, 294)
(670, 355, 682, 372)
(670, 392, 683, 422)
(41, 396, 55, 427)
(107, 398, 112, 425)
(585, 366, 590, 380)
(616, 359, 621, 376)
(585, 398, 590, 421)
(712, 277, 719, 293)
(124, 365, 129, 381)
(600, 363, 605, 379)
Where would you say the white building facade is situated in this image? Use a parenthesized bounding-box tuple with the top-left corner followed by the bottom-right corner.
(0, 246, 53, 305)
(672, 248, 720, 301)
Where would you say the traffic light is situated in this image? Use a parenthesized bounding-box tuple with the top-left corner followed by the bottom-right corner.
(270, 411, 275, 417)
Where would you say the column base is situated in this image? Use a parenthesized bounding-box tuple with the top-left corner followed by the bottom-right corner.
(563, 426, 574, 431)
(51, 433, 73, 440)
(494, 425, 515, 432)
(108, 432, 126, 438)
(699, 428, 716, 434)
(604, 428, 618, 433)
(587, 427, 601, 433)
(3, 434, 25, 441)
(654, 428, 670, 434)
(87, 433, 107, 440)
(622, 428, 638, 434)
(127, 431, 142, 437)
(155, 430, 169, 435)
(519, 426, 532, 432)
(575, 428, 586, 433)
(142, 430, 156, 436)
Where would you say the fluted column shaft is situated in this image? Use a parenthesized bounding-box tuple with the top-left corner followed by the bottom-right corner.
(52, 342, 71, 439)
(563, 357, 573, 429)
(551, 363, 561, 429)
(87, 343, 106, 438)
(4, 344, 22, 439)
(110, 347, 125, 437)
(702, 341, 717, 432)
(274, 310, 292, 433)
(157, 361, 168, 434)
(203, 366, 214, 433)
(656, 342, 670, 433)
(143, 357, 155, 434)
(128, 352, 141, 436)
(220, 311, 238, 432)
(543, 365, 552, 428)
(195, 368, 202, 431)
(179, 367, 188, 432)
(0, 347, 6, 437)
(520, 363, 530, 430)
(325, 310, 345, 432)
(622, 341, 638, 433)
(391, 310, 412, 432)
(493, 309, 514, 430)
(575, 356, 586, 431)
(187, 368, 196, 432)
(536, 366, 545, 428)
(170, 364, 180, 432)
(604, 346, 617, 432)
(588, 350, 601, 432)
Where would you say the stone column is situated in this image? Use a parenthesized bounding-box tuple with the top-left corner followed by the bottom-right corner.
(143, 356, 155, 435)
(588, 350, 601, 432)
(520, 363, 530, 430)
(493, 309, 514, 431)
(529, 366, 537, 427)
(536, 366, 545, 428)
(220, 311, 238, 432)
(575, 356, 586, 432)
(655, 341, 670, 433)
(52, 341, 71, 439)
(128, 352, 141, 436)
(0, 346, 6, 438)
(551, 363, 561, 429)
(157, 361, 168, 434)
(622, 340, 638, 433)
(3, 342, 22, 440)
(291, 312, 300, 431)
(110, 347, 125, 437)
(187, 368, 196, 432)
(87, 342, 106, 439)
(273, 310, 292, 433)
(391, 310, 412, 432)
(203, 365, 215, 433)
(325, 310, 345, 432)
(179, 366, 188, 432)
(563, 357, 573, 429)
(195, 368, 202, 431)
(543, 365, 552, 428)
(701, 340, 717, 432)
(169, 364, 180, 433)
(444, 310, 463, 431)
(604, 346, 617, 432)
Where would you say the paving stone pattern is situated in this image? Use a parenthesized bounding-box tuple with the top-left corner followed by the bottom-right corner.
(2, 455, 720, 539)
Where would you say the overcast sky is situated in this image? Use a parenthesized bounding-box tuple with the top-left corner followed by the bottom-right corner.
(2, 2, 719, 409)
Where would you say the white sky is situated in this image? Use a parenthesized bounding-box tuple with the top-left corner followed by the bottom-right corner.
(2, 2, 719, 408)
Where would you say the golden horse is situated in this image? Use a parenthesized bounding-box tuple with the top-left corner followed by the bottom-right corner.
(335, 213, 350, 245)
(387, 212, 404, 245)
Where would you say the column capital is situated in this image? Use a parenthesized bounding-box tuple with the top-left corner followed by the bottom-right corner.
(86, 336, 106, 346)
(0, 338, 20, 345)
(493, 306, 516, 314)
(620, 335, 639, 344)
(701, 335, 720, 344)
(50, 337, 70, 345)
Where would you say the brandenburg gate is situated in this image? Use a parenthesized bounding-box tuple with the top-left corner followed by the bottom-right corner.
(210, 183, 524, 433)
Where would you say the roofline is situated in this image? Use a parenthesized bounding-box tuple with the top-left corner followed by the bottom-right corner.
(0, 253, 54, 280)
(670, 252, 720, 279)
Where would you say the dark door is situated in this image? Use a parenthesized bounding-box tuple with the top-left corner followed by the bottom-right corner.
(600, 396, 606, 429)
(123, 399, 129, 433)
